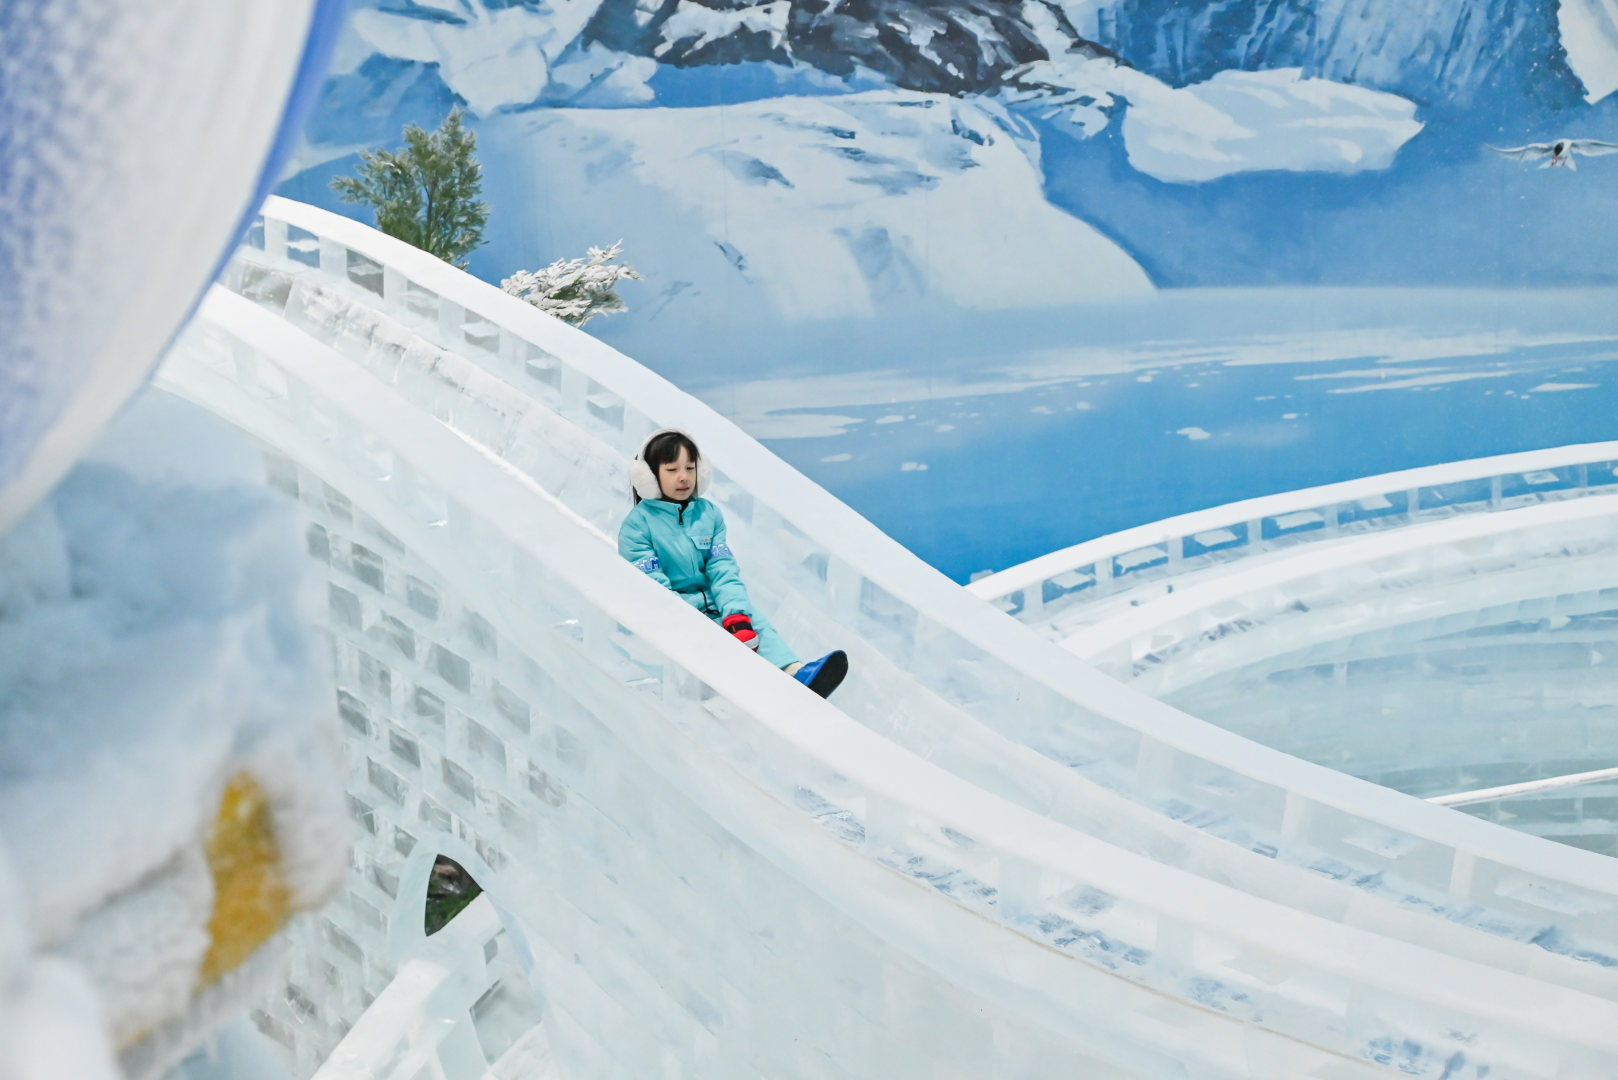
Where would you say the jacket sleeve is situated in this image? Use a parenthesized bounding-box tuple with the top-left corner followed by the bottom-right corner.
(618, 509, 673, 591)
(703, 508, 753, 617)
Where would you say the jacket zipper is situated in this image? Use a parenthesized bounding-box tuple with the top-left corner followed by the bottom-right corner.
(676, 500, 717, 615)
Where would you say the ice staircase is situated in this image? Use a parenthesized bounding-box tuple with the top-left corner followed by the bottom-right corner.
(153, 197, 1618, 1079)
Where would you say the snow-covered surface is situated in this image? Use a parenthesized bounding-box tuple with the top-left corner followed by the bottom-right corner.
(173, 1017, 299, 1080)
(340, 0, 604, 116)
(0, 0, 322, 536)
(476, 90, 1151, 332)
(0, 833, 119, 1080)
(1559, 0, 1618, 103)
(1007, 51, 1423, 183)
(0, 389, 346, 1064)
(4, 957, 121, 1080)
(656, 0, 791, 59)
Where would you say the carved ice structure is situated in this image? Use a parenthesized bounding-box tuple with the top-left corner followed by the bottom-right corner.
(973, 452, 1618, 852)
(146, 198, 1618, 1079)
(0, 389, 348, 1080)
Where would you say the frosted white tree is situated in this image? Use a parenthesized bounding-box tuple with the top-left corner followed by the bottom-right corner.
(500, 242, 642, 327)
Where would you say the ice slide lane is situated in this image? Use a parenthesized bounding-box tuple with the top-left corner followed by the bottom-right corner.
(227, 199, 1618, 984)
(161, 198, 1618, 1071)
(170, 285, 1616, 1080)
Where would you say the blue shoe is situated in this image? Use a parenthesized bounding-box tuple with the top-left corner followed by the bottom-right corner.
(793, 650, 848, 699)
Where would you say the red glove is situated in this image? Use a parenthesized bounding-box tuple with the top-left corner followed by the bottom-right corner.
(722, 613, 759, 650)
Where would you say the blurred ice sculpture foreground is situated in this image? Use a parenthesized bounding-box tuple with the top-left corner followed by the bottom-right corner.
(0, 0, 346, 537)
(0, 388, 348, 1080)
(153, 198, 1618, 1079)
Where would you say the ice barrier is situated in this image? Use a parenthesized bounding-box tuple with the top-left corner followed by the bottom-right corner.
(975, 454, 1618, 854)
(151, 197, 1618, 1075)
(970, 444, 1618, 636)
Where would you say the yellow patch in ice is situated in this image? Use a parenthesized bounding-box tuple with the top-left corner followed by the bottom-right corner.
(199, 773, 293, 985)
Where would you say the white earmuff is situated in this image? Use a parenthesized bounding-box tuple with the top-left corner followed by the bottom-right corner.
(631, 428, 713, 500)
(628, 457, 661, 501)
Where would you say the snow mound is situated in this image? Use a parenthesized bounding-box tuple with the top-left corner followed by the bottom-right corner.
(0, 388, 346, 1063)
(475, 90, 1151, 334)
(1559, 0, 1618, 103)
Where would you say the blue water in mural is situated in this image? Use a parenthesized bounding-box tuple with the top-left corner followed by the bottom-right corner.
(659, 286, 1618, 582)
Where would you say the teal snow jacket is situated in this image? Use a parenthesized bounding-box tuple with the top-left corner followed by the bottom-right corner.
(617, 496, 752, 618)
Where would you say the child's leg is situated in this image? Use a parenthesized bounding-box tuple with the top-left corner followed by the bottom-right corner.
(707, 610, 800, 668)
(747, 612, 800, 670)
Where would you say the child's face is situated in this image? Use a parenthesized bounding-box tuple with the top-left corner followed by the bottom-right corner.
(658, 447, 697, 501)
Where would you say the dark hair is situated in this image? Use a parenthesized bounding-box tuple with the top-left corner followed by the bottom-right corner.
(635, 430, 701, 504)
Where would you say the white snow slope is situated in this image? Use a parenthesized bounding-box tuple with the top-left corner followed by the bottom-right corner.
(332, 0, 656, 113)
(0, 388, 346, 1067)
(1559, 0, 1618, 104)
(477, 90, 1153, 333)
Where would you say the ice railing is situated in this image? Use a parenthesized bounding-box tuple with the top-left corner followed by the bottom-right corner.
(1066, 493, 1618, 687)
(1063, 497, 1618, 849)
(165, 287, 1618, 1080)
(970, 443, 1618, 627)
(225, 199, 1618, 973)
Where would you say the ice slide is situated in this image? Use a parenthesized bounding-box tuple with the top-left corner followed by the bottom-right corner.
(971, 444, 1618, 851)
(155, 197, 1618, 1078)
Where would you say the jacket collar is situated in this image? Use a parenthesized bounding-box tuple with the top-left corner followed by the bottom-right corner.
(639, 496, 698, 517)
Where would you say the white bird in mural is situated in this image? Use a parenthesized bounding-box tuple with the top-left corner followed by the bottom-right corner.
(1487, 138, 1618, 169)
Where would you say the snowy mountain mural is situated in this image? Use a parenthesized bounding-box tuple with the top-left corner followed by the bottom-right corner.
(281, 0, 1618, 580)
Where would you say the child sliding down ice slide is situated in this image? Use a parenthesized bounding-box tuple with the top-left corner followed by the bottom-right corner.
(617, 429, 849, 699)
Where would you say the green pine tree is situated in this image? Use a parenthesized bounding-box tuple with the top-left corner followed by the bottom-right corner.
(331, 107, 490, 269)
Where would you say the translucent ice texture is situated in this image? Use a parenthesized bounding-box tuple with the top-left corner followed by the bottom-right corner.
(0, 0, 338, 534)
(148, 201, 1618, 1077)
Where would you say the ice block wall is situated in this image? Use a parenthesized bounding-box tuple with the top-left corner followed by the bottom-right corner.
(153, 200, 1618, 1078)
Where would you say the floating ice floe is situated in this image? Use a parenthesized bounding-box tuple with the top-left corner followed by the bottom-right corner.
(339, 0, 612, 114)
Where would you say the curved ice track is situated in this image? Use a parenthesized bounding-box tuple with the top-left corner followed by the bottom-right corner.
(156, 199, 1618, 1078)
(974, 446, 1618, 851)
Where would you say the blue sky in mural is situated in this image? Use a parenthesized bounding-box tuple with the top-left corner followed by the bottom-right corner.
(281, 0, 1618, 581)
